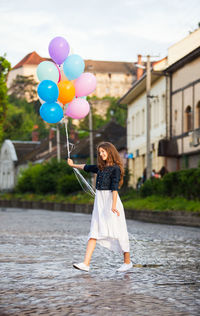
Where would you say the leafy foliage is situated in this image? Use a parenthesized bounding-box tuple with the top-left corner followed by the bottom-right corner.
(9, 75, 37, 101)
(0, 55, 11, 142)
(139, 168, 200, 200)
(16, 159, 80, 195)
(105, 96, 127, 127)
(78, 101, 105, 133)
(78, 96, 127, 138)
(57, 174, 80, 194)
(2, 95, 48, 141)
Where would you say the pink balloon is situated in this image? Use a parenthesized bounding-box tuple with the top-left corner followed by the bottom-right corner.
(75, 73, 97, 97)
(55, 64, 61, 83)
(65, 98, 90, 119)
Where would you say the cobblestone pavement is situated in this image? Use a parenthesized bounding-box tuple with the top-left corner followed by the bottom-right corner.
(0, 207, 200, 316)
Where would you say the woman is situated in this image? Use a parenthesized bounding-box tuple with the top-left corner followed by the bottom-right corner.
(68, 142, 132, 272)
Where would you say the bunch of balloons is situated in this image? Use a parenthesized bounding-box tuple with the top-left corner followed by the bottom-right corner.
(37, 36, 97, 123)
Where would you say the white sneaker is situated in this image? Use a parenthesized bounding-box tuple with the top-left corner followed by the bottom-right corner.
(73, 262, 90, 272)
(116, 262, 133, 272)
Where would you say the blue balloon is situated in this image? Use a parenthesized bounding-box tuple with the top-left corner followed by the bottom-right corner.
(37, 80, 59, 103)
(63, 54, 85, 80)
(40, 102, 63, 123)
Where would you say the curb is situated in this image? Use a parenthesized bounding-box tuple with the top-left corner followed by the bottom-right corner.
(0, 199, 199, 228)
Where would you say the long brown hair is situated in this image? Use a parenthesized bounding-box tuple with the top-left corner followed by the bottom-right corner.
(97, 142, 124, 188)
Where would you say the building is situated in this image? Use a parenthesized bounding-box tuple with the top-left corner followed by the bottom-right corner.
(0, 140, 41, 191)
(119, 69, 167, 187)
(162, 44, 200, 170)
(0, 120, 127, 191)
(7, 52, 137, 113)
(0, 128, 72, 191)
(119, 27, 200, 188)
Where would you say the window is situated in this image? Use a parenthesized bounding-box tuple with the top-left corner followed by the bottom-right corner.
(155, 99, 159, 126)
(185, 106, 192, 132)
(142, 109, 145, 134)
(136, 112, 140, 136)
(105, 87, 110, 94)
(161, 94, 165, 123)
(174, 109, 178, 121)
(132, 116, 135, 139)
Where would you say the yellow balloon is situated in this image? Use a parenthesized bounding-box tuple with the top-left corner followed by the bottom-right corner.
(57, 80, 75, 104)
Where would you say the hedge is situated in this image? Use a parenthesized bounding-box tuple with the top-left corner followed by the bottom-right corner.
(139, 168, 200, 200)
(16, 158, 81, 195)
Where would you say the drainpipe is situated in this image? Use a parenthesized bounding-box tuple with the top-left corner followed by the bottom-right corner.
(169, 73, 173, 139)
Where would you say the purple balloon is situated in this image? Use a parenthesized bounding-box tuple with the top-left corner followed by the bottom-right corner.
(48, 37, 70, 65)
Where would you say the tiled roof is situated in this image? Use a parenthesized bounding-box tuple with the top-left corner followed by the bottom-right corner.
(12, 51, 50, 70)
(23, 133, 68, 163)
(10, 121, 126, 164)
(12, 141, 41, 163)
(84, 60, 136, 74)
(12, 52, 136, 75)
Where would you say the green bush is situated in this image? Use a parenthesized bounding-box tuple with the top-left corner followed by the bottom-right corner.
(139, 168, 200, 200)
(57, 174, 80, 195)
(139, 177, 163, 197)
(16, 165, 36, 193)
(162, 171, 180, 197)
(16, 158, 75, 194)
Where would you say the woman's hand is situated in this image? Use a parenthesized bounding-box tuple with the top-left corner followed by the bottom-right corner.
(112, 208, 120, 216)
(67, 158, 74, 167)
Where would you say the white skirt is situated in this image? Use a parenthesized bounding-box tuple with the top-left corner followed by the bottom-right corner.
(87, 190, 130, 254)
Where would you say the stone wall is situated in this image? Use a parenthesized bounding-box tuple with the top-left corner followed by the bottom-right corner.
(0, 199, 199, 228)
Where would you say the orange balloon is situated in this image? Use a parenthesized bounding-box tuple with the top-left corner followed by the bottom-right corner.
(57, 80, 75, 104)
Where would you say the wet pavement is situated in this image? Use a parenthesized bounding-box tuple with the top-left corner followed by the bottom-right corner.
(0, 207, 200, 316)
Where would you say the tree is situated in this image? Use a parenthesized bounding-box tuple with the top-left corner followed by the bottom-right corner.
(105, 96, 127, 127)
(2, 96, 48, 141)
(73, 96, 127, 139)
(78, 105, 106, 135)
(0, 55, 11, 142)
(9, 75, 38, 102)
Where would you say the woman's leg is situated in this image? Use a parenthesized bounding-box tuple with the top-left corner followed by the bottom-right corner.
(124, 252, 131, 264)
(83, 238, 97, 266)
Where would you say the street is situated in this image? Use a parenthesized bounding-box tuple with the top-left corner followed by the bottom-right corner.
(0, 208, 200, 315)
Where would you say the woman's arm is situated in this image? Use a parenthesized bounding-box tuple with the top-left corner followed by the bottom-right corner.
(67, 158, 85, 170)
(112, 191, 120, 216)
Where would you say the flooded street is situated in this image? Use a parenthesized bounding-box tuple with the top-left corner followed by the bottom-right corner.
(0, 207, 200, 315)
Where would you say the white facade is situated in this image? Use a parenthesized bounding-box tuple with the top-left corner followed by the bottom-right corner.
(0, 140, 18, 191)
(7, 65, 38, 89)
(127, 76, 167, 186)
(0, 140, 41, 191)
(168, 28, 200, 66)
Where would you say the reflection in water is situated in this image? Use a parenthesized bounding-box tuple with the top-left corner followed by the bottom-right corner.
(0, 208, 199, 315)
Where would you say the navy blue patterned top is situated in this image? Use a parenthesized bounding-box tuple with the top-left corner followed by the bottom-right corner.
(83, 164, 121, 191)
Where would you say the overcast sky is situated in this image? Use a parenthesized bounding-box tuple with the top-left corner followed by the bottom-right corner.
(1, 0, 200, 67)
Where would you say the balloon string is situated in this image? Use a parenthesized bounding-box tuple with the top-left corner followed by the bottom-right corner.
(64, 116, 96, 198)
(64, 117, 70, 158)
(73, 168, 96, 197)
(63, 117, 145, 247)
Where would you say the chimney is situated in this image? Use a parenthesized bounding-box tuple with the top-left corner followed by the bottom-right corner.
(32, 125, 39, 141)
(49, 128, 55, 140)
(137, 54, 144, 80)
